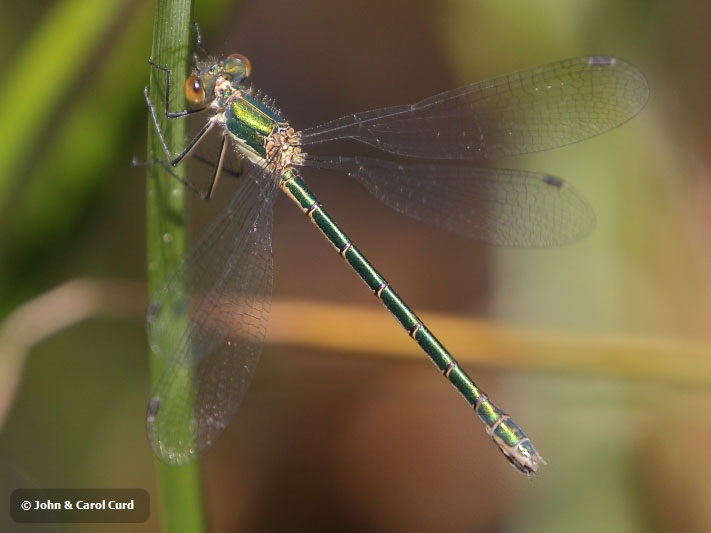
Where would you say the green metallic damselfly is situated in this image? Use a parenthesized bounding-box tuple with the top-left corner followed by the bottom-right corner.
(144, 40, 648, 474)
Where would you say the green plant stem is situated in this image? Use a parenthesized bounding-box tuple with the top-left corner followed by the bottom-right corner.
(146, 1, 206, 532)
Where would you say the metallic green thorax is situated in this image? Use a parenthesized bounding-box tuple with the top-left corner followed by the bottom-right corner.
(279, 171, 543, 474)
(225, 93, 286, 158)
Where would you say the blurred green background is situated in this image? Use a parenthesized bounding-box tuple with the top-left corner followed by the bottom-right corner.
(0, 0, 709, 531)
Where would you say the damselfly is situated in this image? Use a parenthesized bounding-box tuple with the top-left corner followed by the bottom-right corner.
(144, 38, 648, 474)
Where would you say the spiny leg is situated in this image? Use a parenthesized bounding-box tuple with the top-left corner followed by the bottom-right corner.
(144, 54, 218, 167)
(202, 135, 228, 200)
(142, 128, 229, 201)
(144, 61, 227, 198)
(145, 85, 218, 167)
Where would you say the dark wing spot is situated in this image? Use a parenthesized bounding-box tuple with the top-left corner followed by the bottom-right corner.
(542, 175, 564, 188)
(588, 56, 616, 67)
(147, 300, 161, 323)
(147, 397, 160, 422)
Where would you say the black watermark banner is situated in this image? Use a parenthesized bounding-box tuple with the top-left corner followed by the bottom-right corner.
(10, 489, 149, 523)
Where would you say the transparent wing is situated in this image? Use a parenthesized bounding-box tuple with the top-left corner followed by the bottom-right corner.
(146, 164, 279, 465)
(299, 56, 648, 160)
(306, 155, 594, 247)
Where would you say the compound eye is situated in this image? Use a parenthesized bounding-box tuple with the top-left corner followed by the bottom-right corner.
(224, 53, 251, 81)
(184, 74, 205, 105)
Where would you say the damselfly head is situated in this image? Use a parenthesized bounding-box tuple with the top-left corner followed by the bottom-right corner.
(185, 54, 252, 107)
